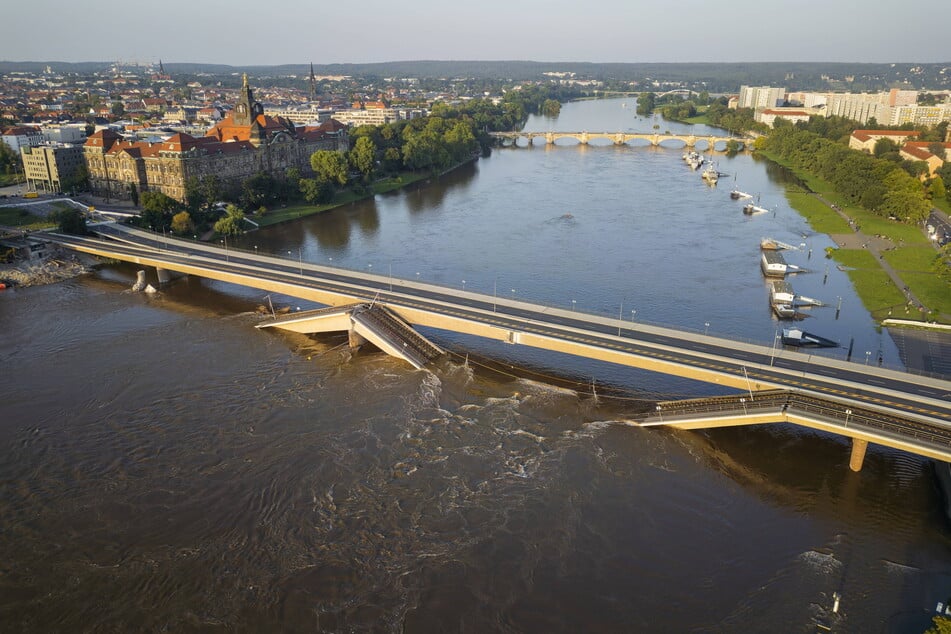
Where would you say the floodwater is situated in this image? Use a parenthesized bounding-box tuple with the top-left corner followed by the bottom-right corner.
(1, 98, 949, 632)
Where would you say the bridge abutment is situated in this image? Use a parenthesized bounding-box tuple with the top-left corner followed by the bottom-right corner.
(849, 438, 869, 472)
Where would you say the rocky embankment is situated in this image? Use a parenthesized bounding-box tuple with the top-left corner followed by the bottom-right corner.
(1, 247, 93, 288)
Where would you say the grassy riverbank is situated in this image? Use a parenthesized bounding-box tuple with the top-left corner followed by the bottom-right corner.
(760, 149, 950, 324)
(250, 172, 436, 228)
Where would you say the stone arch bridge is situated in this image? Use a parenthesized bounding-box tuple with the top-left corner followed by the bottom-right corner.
(490, 131, 746, 149)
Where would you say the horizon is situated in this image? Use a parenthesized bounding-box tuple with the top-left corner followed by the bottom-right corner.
(6, 0, 950, 67)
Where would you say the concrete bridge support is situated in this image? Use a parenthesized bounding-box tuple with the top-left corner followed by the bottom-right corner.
(348, 329, 367, 349)
(849, 438, 869, 472)
(155, 267, 181, 285)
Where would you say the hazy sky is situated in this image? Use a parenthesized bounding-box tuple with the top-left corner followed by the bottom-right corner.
(6, 0, 949, 66)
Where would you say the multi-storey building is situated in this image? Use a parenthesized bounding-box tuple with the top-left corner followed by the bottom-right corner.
(737, 86, 786, 110)
(83, 75, 348, 203)
(20, 143, 85, 193)
(1, 125, 43, 153)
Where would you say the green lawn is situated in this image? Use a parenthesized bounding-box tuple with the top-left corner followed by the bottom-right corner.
(828, 248, 909, 320)
(784, 191, 852, 233)
(847, 210, 931, 246)
(884, 246, 941, 273)
(902, 271, 951, 318)
(0, 206, 55, 230)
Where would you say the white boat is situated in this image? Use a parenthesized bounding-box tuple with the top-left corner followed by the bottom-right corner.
(794, 295, 826, 307)
(743, 196, 769, 215)
(761, 251, 788, 277)
(702, 164, 718, 184)
(760, 237, 797, 251)
(730, 190, 753, 200)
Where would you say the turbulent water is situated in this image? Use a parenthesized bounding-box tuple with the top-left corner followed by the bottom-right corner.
(2, 98, 949, 632)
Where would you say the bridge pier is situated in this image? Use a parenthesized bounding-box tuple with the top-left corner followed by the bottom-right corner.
(155, 267, 183, 285)
(849, 438, 869, 472)
(348, 329, 367, 350)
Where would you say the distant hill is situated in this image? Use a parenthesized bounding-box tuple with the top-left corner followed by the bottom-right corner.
(2, 60, 949, 92)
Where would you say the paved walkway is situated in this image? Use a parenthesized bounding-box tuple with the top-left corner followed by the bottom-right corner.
(813, 192, 949, 323)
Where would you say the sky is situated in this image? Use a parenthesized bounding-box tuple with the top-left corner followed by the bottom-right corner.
(4, 0, 950, 66)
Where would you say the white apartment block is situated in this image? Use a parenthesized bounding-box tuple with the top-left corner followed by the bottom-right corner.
(737, 86, 786, 109)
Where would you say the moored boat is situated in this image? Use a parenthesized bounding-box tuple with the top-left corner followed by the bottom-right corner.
(702, 164, 718, 184)
(781, 328, 839, 348)
(760, 237, 798, 251)
(761, 251, 788, 277)
(730, 190, 753, 200)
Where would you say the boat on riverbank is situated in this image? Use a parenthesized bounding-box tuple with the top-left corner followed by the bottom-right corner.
(760, 237, 798, 251)
(781, 328, 839, 348)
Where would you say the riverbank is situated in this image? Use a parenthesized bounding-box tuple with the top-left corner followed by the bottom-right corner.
(758, 149, 951, 325)
(0, 245, 93, 287)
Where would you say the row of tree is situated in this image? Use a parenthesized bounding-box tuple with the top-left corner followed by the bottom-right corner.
(761, 125, 938, 224)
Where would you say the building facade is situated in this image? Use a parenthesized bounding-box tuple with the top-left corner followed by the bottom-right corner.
(83, 75, 348, 203)
(20, 143, 85, 193)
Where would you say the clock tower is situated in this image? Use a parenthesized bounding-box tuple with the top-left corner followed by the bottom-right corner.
(233, 73, 262, 127)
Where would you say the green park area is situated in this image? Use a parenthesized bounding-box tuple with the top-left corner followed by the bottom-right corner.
(771, 153, 950, 323)
(0, 205, 56, 231)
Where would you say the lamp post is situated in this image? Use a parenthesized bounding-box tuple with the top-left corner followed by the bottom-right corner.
(221, 236, 228, 262)
(618, 301, 623, 336)
(865, 351, 871, 365)
(511, 288, 516, 302)
(571, 299, 576, 311)
(845, 409, 852, 427)
(740, 397, 747, 415)
(462, 279, 466, 291)
(704, 321, 710, 336)
(631, 309, 636, 323)
(770, 329, 780, 366)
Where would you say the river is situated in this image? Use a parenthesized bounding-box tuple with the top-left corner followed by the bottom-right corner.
(1, 97, 949, 632)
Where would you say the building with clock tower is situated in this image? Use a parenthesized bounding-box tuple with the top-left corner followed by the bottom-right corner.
(84, 74, 348, 203)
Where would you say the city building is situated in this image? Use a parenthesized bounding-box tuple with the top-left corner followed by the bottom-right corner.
(849, 130, 920, 153)
(83, 75, 348, 203)
(899, 142, 951, 176)
(20, 143, 85, 192)
(1, 125, 43, 153)
(737, 86, 786, 110)
(755, 108, 820, 128)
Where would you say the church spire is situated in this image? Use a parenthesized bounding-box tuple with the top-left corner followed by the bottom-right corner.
(309, 62, 317, 101)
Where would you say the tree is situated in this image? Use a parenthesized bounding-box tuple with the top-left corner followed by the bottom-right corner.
(873, 138, 899, 157)
(542, 99, 561, 117)
(310, 150, 349, 186)
(930, 175, 946, 200)
(50, 207, 87, 235)
(928, 142, 947, 161)
(129, 183, 139, 206)
(110, 102, 125, 117)
(349, 136, 377, 179)
(299, 177, 333, 204)
(170, 211, 194, 235)
(213, 204, 244, 236)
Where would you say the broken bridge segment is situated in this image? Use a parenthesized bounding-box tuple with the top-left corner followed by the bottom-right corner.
(256, 302, 443, 369)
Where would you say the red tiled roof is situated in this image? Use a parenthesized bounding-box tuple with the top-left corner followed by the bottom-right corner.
(852, 129, 920, 143)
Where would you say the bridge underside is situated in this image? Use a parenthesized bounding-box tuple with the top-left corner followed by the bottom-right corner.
(256, 303, 443, 370)
(638, 390, 951, 470)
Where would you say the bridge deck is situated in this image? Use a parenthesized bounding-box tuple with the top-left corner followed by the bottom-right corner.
(46, 223, 951, 466)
